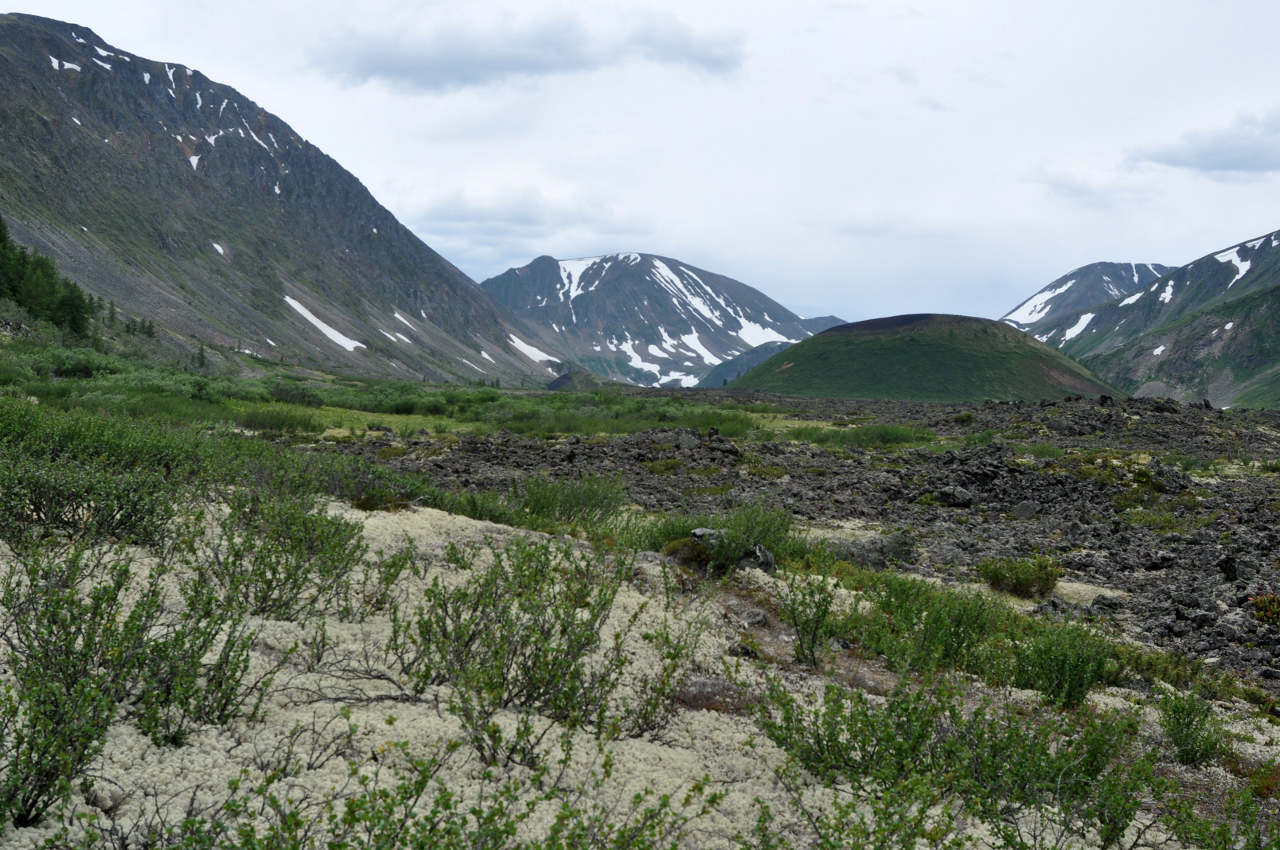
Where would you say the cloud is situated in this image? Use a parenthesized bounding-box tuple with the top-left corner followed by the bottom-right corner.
(312, 12, 742, 92)
(1133, 110, 1280, 176)
(408, 189, 646, 281)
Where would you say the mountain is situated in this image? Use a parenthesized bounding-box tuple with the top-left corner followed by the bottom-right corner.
(0, 14, 561, 384)
(726, 314, 1115, 402)
(697, 341, 792, 388)
(1014, 229, 1280, 407)
(480, 253, 843, 386)
(1001, 262, 1172, 337)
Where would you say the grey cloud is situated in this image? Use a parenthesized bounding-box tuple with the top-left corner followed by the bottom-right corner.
(313, 13, 742, 92)
(1133, 110, 1280, 176)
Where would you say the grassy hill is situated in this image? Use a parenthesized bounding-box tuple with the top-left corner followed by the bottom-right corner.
(729, 314, 1116, 401)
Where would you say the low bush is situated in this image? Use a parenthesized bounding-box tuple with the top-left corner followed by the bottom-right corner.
(1013, 623, 1114, 709)
(0, 546, 163, 828)
(1158, 690, 1229, 766)
(786, 423, 936, 450)
(1251, 591, 1280, 628)
(780, 571, 838, 667)
(753, 677, 1157, 850)
(235, 404, 321, 434)
(510, 474, 627, 529)
(976, 554, 1062, 598)
(387, 540, 642, 765)
(190, 492, 369, 621)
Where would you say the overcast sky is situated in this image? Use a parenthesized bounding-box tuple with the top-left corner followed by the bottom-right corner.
(14, 1, 1280, 321)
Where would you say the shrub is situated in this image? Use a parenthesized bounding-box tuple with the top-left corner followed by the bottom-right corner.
(841, 569, 1016, 675)
(780, 571, 837, 667)
(976, 554, 1062, 598)
(1159, 691, 1228, 766)
(1014, 623, 1113, 708)
(0, 546, 164, 829)
(386, 539, 635, 765)
(235, 404, 320, 434)
(191, 492, 368, 621)
(511, 474, 627, 529)
(1251, 592, 1280, 628)
(752, 677, 1157, 850)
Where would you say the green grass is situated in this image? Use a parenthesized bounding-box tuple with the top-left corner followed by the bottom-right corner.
(785, 423, 936, 449)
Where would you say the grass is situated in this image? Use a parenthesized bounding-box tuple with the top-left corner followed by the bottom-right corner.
(785, 423, 937, 449)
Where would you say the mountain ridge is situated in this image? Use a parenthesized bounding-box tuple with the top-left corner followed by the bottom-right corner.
(0, 13, 561, 384)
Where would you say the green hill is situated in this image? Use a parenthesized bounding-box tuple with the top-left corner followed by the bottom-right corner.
(728, 314, 1116, 401)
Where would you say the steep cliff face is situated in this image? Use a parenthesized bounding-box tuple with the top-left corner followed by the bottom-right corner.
(0, 14, 560, 383)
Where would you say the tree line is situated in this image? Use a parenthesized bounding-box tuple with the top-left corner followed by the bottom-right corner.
(0, 214, 93, 335)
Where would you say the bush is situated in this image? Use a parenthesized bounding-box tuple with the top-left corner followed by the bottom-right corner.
(511, 474, 627, 529)
(1159, 691, 1228, 766)
(1014, 623, 1113, 708)
(976, 554, 1062, 598)
(235, 404, 321, 434)
(780, 571, 837, 667)
(191, 492, 368, 621)
(753, 677, 1158, 850)
(1251, 592, 1280, 628)
(786, 423, 935, 450)
(841, 569, 1016, 675)
(386, 539, 636, 765)
(0, 546, 164, 828)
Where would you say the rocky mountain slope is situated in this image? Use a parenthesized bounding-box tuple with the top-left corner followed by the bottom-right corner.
(480, 253, 842, 386)
(1001, 261, 1171, 336)
(1014, 229, 1280, 406)
(727, 314, 1115, 401)
(0, 14, 561, 384)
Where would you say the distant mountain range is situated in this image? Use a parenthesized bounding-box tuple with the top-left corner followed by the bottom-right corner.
(1002, 231, 1280, 407)
(0, 13, 561, 384)
(481, 253, 842, 386)
(726, 314, 1114, 402)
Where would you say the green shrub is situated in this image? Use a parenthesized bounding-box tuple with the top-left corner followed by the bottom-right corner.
(976, 554, 1062, 598)
(0, 546, 164, 828)
(841, 569, 1016, 675)
(192, 492, 368, 621)
(511, 474, 627, 529)
(235, 404, 321, 434)
(1159, 691, 1228, 766)
(780, 571, 837, 667)
(753, 677, 1157, 850)
(1014, 623, 1113, 708)
(387, 539, 636, 765)
(1251, 592, 1280, 628)
(0, 452, 180, 548)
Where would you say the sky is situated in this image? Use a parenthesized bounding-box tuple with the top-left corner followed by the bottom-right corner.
(13, 0, 1280, 322)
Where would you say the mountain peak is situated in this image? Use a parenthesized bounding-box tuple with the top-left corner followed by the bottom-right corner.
(482, 253, 842, 386)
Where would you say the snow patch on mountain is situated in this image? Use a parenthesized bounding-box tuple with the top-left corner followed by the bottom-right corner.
(285, 296, 365, 351)
(1159, 282, 1175, 304)
(1120, 291, 1144, 307)
(1060, 313, 1094, 344)
(737, 318, 790, 347)
(1214, 247, 1251, 288)
(557, 257, 600, 302)
(680, 331, 721, 366)
(1004, 279, 1075, 326)
(508, 334, 554, 363)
